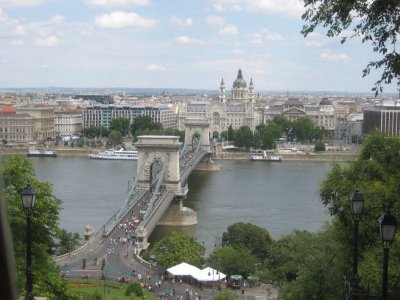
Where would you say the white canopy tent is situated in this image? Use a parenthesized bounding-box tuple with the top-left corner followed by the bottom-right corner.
(167, 262, 201, 277)
(192, 267, 226, 282)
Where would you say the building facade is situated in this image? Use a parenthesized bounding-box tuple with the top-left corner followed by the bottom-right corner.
(264, 98, 336, 135)
(363, 106, 400, 137)
(0, 107, 34, 143)
(54, 111, 83, 136)
(82, 104, 177, 130)
(178, 69, 256, 136)
(16, 105, 56, 141)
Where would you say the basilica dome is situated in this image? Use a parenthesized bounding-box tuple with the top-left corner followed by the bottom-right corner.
(233, 69, 247, 88)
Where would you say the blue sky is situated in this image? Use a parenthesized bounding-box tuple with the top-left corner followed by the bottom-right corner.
(0, 0, 397, 93)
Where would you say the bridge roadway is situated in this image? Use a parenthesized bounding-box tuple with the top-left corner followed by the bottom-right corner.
(55, 146, 210, 280)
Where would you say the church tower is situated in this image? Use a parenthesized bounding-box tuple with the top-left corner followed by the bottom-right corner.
(219, 78, 226, 103)
(249, 78, 254, 103)
(231, 68, 249, 102)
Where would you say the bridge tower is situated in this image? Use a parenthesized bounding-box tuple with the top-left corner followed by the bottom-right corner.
(183, 118, 211, 152)
(135, 135, 182, 193)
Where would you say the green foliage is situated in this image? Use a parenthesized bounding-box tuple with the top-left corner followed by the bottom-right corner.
(109, 117, 130, 137)
(302, 0, 400, 95)
(319, 133, 400, 296)
(108, 130, 123, 148)
(130, 116, 163, 137)
(227, 125, 235, 141)
(291, 117, 316, 143)
(58, 229, 81, 255)
(101, 258, 106, 271)
(2, 156, 71, 298)
(271, 226, 345, 300)
(83, 126, 109, 138)
(125, 282, 144, 297)
(233, 126, 253, 149)
(221, 222, 274, 260)
(208, 246, 257, 278)
(148, 231, 205, 268)
(82, 258, 87, 270)
(314, 141, 326, 152)
(213, 288, 236, 300)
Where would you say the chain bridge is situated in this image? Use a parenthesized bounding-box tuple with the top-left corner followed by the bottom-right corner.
(101, 118, 214, 251)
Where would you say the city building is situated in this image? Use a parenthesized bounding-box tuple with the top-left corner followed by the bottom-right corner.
(0, 107, 34, 144)
(363, 106, 400, 137)
(177, 69, 256, 136)
(82, 104, 177, 130)
(264, 97, 336, 137)
(16, 105, 56, 141)
(54, 111, 83, 136)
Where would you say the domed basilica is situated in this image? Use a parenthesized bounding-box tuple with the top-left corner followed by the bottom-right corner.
(177, 69, 256, 137)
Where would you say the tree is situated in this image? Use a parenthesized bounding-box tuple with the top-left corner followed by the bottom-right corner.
(314, 141, 326, 152)
(109, 117, 130, 137)
(213, 288, 236, 300)
(58, 229, 81, 255)
(291, 118, 315, 143)
(319, 133, 400, 296)
(108, 130, 122, 148)
(270, 226, 345, 300)
(233, 126, 253, 149)
(208, 246, 258, 278)
(302, 0, 400, 95)
(130, 116, 162, 137)
(148, 231, 205, 268)
(227, 125, 235, 142)
(221, 222, 274, 260)
(3, 156, 71, 298)
(125, 282, 144, 298)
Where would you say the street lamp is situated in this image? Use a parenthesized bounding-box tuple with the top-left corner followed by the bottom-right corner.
(349, 189, 364, 277)
(379, 210, 397, 300)
(21, 184, 36, 300)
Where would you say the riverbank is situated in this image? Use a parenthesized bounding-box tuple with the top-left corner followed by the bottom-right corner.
(0, 146, 358, 162)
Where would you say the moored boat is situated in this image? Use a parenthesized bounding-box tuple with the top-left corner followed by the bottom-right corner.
(27, 149, 57, 157)
(89, 148, 138, 160)
(250, 151, 282, 162)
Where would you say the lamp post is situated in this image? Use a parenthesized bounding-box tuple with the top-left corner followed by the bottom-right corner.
(21, 184, 36, 300)
(379, 210, 397, 300)
(349, 189, 364, 278)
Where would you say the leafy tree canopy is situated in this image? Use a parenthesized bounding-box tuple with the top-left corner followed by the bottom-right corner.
(2, 156, 72, 299)
(108, 130, 123, 148)
(148, 231, 205, 269)
(109, 117, 130, 137)
(208, 246, 258, 278)
(319, 133, 400, 295)
(302, 0, 400, 95)
(130, 116, 163, 137)
(221, 222, 274, 260)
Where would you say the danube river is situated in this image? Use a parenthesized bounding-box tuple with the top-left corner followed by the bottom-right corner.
(32, 157, 333, 248)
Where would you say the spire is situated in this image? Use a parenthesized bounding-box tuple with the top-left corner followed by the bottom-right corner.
(219, 78, 226, 103)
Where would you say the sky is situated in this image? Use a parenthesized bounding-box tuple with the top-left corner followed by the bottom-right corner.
(0, 0, 398, 94)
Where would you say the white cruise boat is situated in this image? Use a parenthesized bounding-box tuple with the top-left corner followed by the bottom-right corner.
(89, 149, 138, 160)
(250, 151, 282, 162)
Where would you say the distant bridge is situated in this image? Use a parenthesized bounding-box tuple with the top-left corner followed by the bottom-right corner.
(101, 118, 214, 250)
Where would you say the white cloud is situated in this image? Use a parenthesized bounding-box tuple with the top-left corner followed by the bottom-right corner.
(14, 25, 26, 35)
(50, 15, 65, 24)
(320, 51, 349, 63)
(146, 64, 167, 71)
(34, 36, 58, 46)
(206, 15, 224, 26)
(85, 0, 149, 7)
(304, 32, 324, 47)
(245, 0, 305, 18)
(214, 3, 225, 12)
(169, 16, 193, 27)
(219, 24, 238, 36)
(305, 40, 322, 47)
(0, 0, 48, 7)
(10, 39, 25, 46)
(265, 33, 283, 41)
(95, 11, 157, 29)
(175, 36, 204, 45)
(232, 49, 244, 55)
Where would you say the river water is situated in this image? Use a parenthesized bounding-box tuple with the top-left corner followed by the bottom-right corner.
(31, 157, 333, 248)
